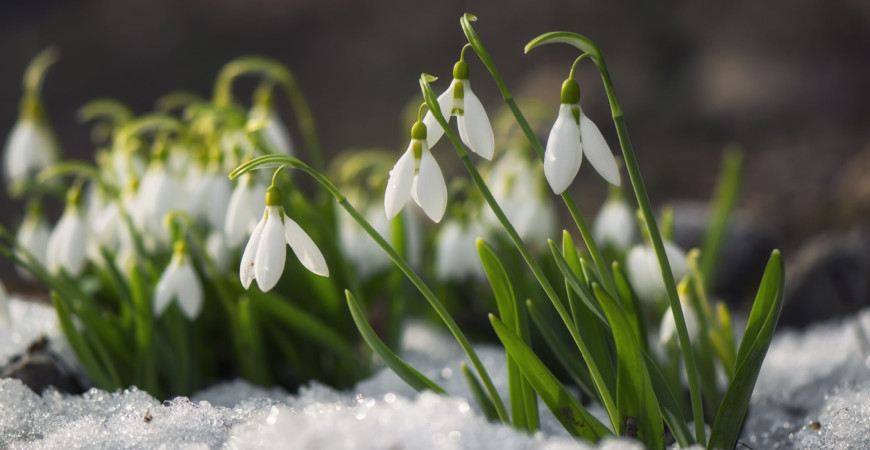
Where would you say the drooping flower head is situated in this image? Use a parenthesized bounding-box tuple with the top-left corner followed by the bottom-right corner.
(422, 49, 494, 160)
(384, 114, 447, 222)
(15, 200, 51, 279)
(626, 239, 689, 304)
(46, 186, 88, 277)
(592, 186, 636, 253)
(240, 184, 328, 292)
(544, 74, 621, 194)
(154, 239, 203, 320)
(225, 173, 267, 248)
(659, 280, 701, 347)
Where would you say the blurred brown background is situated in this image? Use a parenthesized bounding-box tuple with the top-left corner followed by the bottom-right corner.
(2, 0, 870, 317)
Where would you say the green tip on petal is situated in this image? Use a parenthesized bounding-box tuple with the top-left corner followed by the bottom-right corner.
(411, 121, 427, 140)
(265, 185, 283, 206)
(453, 60, 469, 80)
(560, 78, 580, 104)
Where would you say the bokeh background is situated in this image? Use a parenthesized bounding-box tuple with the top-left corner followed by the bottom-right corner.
(2, 0, 870, 324)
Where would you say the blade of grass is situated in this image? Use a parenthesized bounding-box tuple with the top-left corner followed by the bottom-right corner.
(490, 314, 611, 441)
(708, 250, 784, 450)
(346, 290, 445, 394)
(461, 362, 500, 421)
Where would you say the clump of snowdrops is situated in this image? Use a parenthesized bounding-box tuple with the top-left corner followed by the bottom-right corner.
(2, 14, 783, 450)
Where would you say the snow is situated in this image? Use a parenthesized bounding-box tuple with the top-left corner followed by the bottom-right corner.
(0, 296, 868, 449)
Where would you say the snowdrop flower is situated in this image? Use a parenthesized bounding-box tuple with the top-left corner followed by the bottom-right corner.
(46, 190, 88, 277)
(435, 220, 486, 281)
(659, 283, 701, 347)
(422, 57, 494, 159)
(384, 120, 447, 222)
(154, 241, 203, 319)
(3, 112, 58, 186)
(626, 240, 689, 304)
(592, 192, 636, 253)
(240, 185, 328, 292)
(136, 161, 180, 250)
(338, 200, 392, 280)
(544, 78, 620, 194)
(188, 165, 232, 229)
(485, 150, 556, 246)
(225, 174, 267, 247)
(15, 201, 50, 279)
(250, 101, 293, 156)
(206, 231, 231, 274)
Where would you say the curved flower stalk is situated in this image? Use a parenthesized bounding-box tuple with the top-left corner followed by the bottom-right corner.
(225, 173, 267, 247)
(46, 189, 88, 277)
(15, 201, 51, 279)
(240, 184, 328, 292)
(154, 240, 203, 320)
(384, 113, 447, 223)
(422, 47, 494, 160)
(592, 188, 636, 253)
(544, 74, 620, 194)
(435, 219, 487, 281)
(484, 150, 556, 246)
(626, 240, 689, 304)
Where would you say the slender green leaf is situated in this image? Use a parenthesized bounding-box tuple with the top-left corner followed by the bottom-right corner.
(490, 314, 611, 441)
(526, 299, 597, 401)
(642, 352, 695, 447)
(700, 148, 742, 286)
(52, 293, 113, 389)
(461, 362, 499, 421)
(477, 239, 527, 428)
(592, 284, 664, 448)
(709, 250, 784, 450)
(345, 290, 445, 394)
(612, 261, 648, 352)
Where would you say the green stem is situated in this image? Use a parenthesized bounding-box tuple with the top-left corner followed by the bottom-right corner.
(229, 154, 509, 424)
(213, 56, 324, 171)
(525, 31, 707, 445)
(420, 74, 619, 430)
(459, 14, 617, 299)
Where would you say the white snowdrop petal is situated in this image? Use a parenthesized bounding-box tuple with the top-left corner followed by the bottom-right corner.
(206, 231, 230, 274)
(206, 175, 232, 229)
(412, 150, 447, 223)
(4, 120, 56, 183)
(283, 214, 329, 277)
(664, 241, 689, 281)
(16, 217, 50, 276)
(176, 263, 204, 320)
(422, 83, 455, 149)
(579, 111, 620, 186)
(153, 262, 179, 317)
(263, 112, 294, 156)
(225, 181, 254, 247)
(544, 104, 583, 194)
(593, 200, 635, 251)
(457, 82, 494, 160)
(254, 207, 287, 292)
(240, 214, 267, 289)
(626, 246, 663, 302)
(384, 148, 415, 219)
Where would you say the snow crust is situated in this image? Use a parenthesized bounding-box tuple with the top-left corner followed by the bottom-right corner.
(0, 296, 868, 449)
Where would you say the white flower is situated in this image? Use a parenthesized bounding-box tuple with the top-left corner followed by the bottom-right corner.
(485, 150, 556, 246)
(240, 186, 328, 292)
(206, 231, 231, 274)
(225, 174, 267, 247)
(338, 201, 392, 280)
(46, 203, 88, 277)
(251, 104, 293, 156)
(543, 79, 620, 194)
(435, 221, 486, 281)
(659, 288, 701, 347)
(0, 278, 10, 326)
(15, 207, 50, 279)
(135, 162, 180, 250)
(188, 167, 232, 230)
(153, 247, 203, 319)
(384, 122, 447, 223)
(3, 118, 57, 185)
(422, 61, 494, 159)
(592, 196, 635, 252)
(626, 240, 689, 303)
